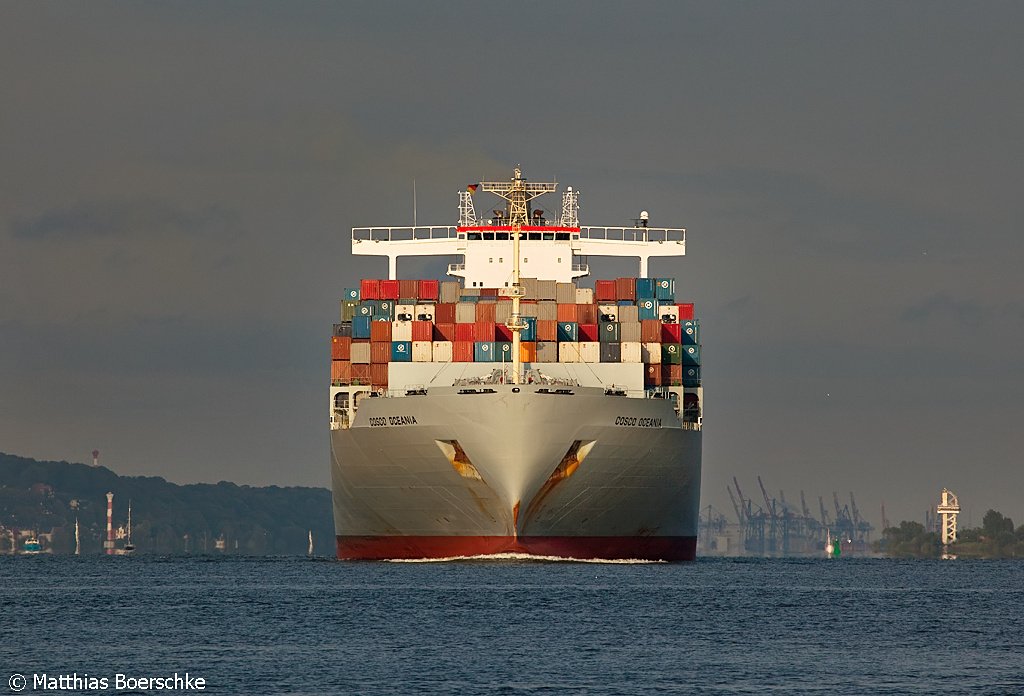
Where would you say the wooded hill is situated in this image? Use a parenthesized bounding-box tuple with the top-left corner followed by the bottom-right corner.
(0, 452, 333, 555)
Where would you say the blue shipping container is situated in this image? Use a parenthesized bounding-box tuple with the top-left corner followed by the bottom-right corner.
(655, 278, 675, 301)
(343, 288, 360, 301)
(639, 304, 659, 320)
(357, 302, 375, 317)
(682, 366, 700, 387)
(557, 321, 578, 341)
(352, 316, 372, 339)
(635, 277, 655, 299)
(521, 317, 537, 341)
(682, 320, 699, 345)
(496, 342, 513, 360)
(391, 341, 412, 361)
(682, 344, 701, 366)
(474, 341, 496, 362)
(376, 300, 394, 319)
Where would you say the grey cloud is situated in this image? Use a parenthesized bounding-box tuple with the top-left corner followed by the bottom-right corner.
(10, 199, 239, 241)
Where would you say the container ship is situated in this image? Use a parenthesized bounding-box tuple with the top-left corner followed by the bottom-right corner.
(329, 168, 702, 561)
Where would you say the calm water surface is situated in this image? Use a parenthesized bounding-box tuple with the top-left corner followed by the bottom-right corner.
(1, 556, 1021, 695)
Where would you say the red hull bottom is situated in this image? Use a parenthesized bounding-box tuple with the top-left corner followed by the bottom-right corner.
(337, 535, 697, 562)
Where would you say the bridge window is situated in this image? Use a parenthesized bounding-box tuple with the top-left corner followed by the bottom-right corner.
(496, 233, 509, 240)
(556, 233, 570, 240)
(542, 233, 554, 240)
(528, 233, 541, 240)
(468, 232, 482, 240)
(483, 233, 495, 240)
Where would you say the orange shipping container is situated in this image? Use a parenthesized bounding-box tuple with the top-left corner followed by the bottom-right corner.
(661, 364, 683, 385)
(475, 302, 497, 323)
(595, 280, 616, 301)
(455, 323, 475, 342)
(434, 322, 456, 341)
(520, 341, 537, 362)
(577, 303, 598, 325)
(331, 336, 352, 360)
(677, 303, 695, 320)
(370, 321, 392, 343)
(536, 319, 558, 342)
(351, 363, 371, 384)
(399, 279, 418, 299)
(616, 277, 636, 301)
(370, 342, 392, 364)
(453, 341, 475, 362)
(556, 303, 578, 322)
(640, 319, 662, 343)
(474, 320, 496, 342)
(412, 320, 433, 342)
(434, 303, 456, 324)
(331, 360, 351, 383)
(370, 363, 389, 388)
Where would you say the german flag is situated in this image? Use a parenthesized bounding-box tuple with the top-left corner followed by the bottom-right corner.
(466, 184, 479, 193)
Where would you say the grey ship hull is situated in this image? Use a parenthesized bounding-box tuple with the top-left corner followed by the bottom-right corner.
(330, 384, 701, 561)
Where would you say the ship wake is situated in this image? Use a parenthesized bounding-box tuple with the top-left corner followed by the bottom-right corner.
(384, 552, 665, 564)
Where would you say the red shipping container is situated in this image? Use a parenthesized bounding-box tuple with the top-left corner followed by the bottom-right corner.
(677, 303, 695, 320)
(577, 304, 598, 325)
(418, 279, 439, 301)
(351, 363, 371, 384)
(641, 320, 662, 343)
(331, 360, 351, 383)
(455, 323, 476, 342)
(616, 277, 637, 301)
(474, 320, 495, 342)
(475, 303, 497, 323)
(434, 322, 456, 341)
(371, 342, 392, 364)
(360, 279, 381, 300)
(495, 323, 513, 341)
(453, 341, 475, 362)
(412, 320, 433, 342)
(480, 287, 498, 297)
(370, 321, 392, 343)
(556, 303, 578, 322)
(434, 303, 456, 324)
(370, 363, 389, 388)
(595, 280, 616, 301)
(661, 323, 683, 343)
(578, 323, 599, 342)
(661, 364, 683, 385)
(331, 336, 352, 360)
(520, 341, 537, 362)
(644, 363, 662, 386)
(536, 319, 558, 342)
(399, 279, 418, 299)
(380, 279, 401, 300)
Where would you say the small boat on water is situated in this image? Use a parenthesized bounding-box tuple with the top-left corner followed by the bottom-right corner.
(22, 535, 41, 554)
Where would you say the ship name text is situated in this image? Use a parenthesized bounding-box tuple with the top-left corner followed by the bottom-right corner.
(614, 416, 662, 428)
(368, 415, 419, 427)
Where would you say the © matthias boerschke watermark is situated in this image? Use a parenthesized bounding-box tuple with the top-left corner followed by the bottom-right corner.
(8, 672, 206, 692)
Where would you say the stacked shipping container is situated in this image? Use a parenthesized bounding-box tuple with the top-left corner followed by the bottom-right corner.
(331, 278, 701, 390)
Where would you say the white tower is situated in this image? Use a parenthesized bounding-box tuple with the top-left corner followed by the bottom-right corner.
(936, 488, 960, 545)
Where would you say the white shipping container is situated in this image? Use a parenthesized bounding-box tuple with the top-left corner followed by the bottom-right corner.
(621, 341, 642, 363)
(414, 304, 435, 321)
(556, 282, 576, 304)
(620, 321, 642, 343)
(521, 303, 539, 318)
(432, 341, 453, 362)
(392, 320, 413, 342)
(412, 341, 433, 362)
(598, 304, 619, 321)
(642, 343, 662, 364)
(537, 279, 557, 300)
(395, 304, 415, 320)
(351, 342, 371, 364)
(618, 305, 640, 324)
(455, 302, 477, 323)
(575, 287, 594, 305)
(495, 301, 512, 323)
(558, 342, 581, 363)
(538, 301, 558, 320)
(660, 305, 680, 323)
(579, 342, 601, 363)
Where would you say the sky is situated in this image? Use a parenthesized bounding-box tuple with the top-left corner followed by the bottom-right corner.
(2, 2, 1022, 529)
